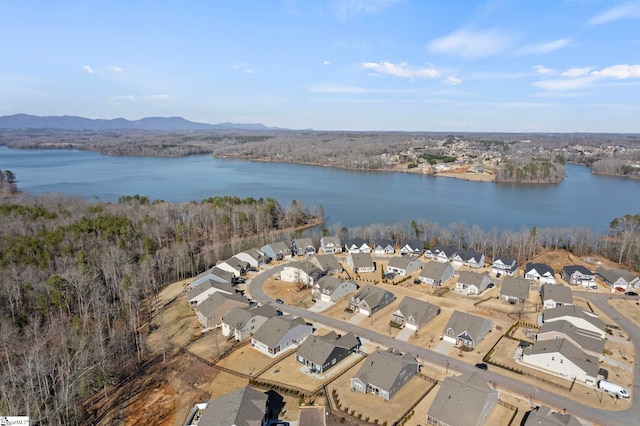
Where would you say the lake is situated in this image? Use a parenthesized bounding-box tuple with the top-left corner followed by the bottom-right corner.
(2, 146, 639, 232)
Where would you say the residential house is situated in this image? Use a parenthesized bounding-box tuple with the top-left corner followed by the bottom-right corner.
(521, 338, 599, 385)
(347, 252, 375, 273)
(542, 305, 606, 339)
(320, 236, 342, 254)
(350, 349, 419, 400)
(348, 285, 395, 316)
(221, 304, 279, 341)
(344, 238, 371, 253)
(251, 317, 313, 357)
(391, 296, 440, 330)
(540, 284, 573, 310)
(280, 260, 325, 287)
(309, 254, 343, 275)
(525, 262, 557, 284)
(374, 239, 395, 254)
(386, 256, 422, 277)
(426, 372, 498, 426)
(187, 279, 235, 309)
(452, 249, 485, 269)
(455, 271, 491, 295)
(216, 257, 250, 276)
(596, 267, 640, 290)
(196, 386, 271, 426)
(491, 256, 518, 276)
(261, 242, 292, 261)
(562, 265, 596, 289)
(522, 405, 582, 426)
(234, 247, 268, 268)
(442, 311, 493, 348)
(425, 245, 458, 263)
(195, 292, 249, 329)
(499, 276, 530, 304)
(537, 320, 605, 358)
(188, 266, 233, 290)
(399, 239, 424, 257)
(291, 238, 316, 256)
(296, 331, 361, 374)
(312, 276, 358, 304)
(419, 261, 455, 286)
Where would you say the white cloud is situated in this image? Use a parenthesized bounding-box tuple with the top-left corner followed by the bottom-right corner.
(245, 69, 255, 74)
(533, 65, 555, 75)
(323, 60, 330, 65)
(82, 65, 96, 74)
(534, 76, 596, 91)
(442, 76, 463, 85)
(427, 28, 514, 58)
(591, 64, 640, 79)
(111, 66, 123, 72)
(587, 3, 640, 26)
(333, 0, 401, 18)
(561, 67, 592, 77)
(517, 38, 570, 55)
(362, 61, 440, 79)
(308, 84, 368, 94)
(108, 95, 136, 101)
(145, 94, 172, 101)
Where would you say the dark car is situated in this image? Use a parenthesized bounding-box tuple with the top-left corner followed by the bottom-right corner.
(475, 363, 488, 371)
(275, 298, 284, 304)
(625, 291, 638, 296)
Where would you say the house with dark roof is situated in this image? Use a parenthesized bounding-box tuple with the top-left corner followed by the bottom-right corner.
(521, 338, 600, 385)
(296, 331, 361, 374)
(320, 236, 342, 254)
(425, 245, 458, 263)
(221, 304, 279, 341)
(195, 292, 249, 329)
(251, 317, 313, 357)
(525, 262, 557, 284)
(312, 276, 358, 304)
(291, 238, 316, 256)
(216, 256, 250, 276)
(540, 284, 573, 309)
(374, 239, 395, 254)
(309, 254, 343, 275)
(426, 372, 498, 426)
(391, 296, 440, 330)
(350, 349, 419, 400)
(542, 305, 606, 339)
(537, 320, 605, 358)
(451, 249, 485, 269)
(455, 271, 491, 295)
(234, 247, 268, 268)
(562, 265, 596, 288)
(500, 276, 530, 304)
(442, 311, 493, 348)
(596, 267, 640, 290)
(196, 386, 272, 426)
(347, 252, 375, 273)
(522, 405, 582, 426)
(261, 241, 292, 261)
(399, 239, 424, 257)
(348, 285, 395, 316)
(418, 261, 455, 285)
(491, 256, 518, 276)
(189, 266, 233, 290)
(280, 260, 325, 287)
(386, 256, 421, 276)
(344, 237, 371, 253)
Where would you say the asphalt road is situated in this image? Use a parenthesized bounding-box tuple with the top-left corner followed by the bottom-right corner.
(249, 264, 640, 426)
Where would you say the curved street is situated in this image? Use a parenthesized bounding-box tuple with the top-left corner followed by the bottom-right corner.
(249, 263, 639, 426)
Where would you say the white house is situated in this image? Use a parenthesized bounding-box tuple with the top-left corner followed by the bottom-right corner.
(525, 262, 557, 284)
(540, 284, 573, 309)
(347, 252, 375, 273)
(491, 256, 518, 276)
(280, 260, 325, 287)
(521, 338, 599, 385)
(543, 305, 606, 339)
(374, 239, 395, 254)
(221, 304, 278, 341)
(562, 265, 596, 289)
(455, 271, 491, 295)
(251, 317, 313, 357)
(344, 238, 371, 253)
(386, 256, 421, 276)
(451, 249, 485, 269)
(312, 276, 358, 304)
(419, 261, 455, 285)
(320, 236, 342, 254)
(399, 239, 424, 257)
(187, 279, 235, 308)
(234, 248, 268, 268)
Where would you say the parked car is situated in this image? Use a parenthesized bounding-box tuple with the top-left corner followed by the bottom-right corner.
(615, 287, 625, 292)
(475, 363, 488, 371)
(625, 291, 638, 296)
(487, 283, 495, 289)
(275, 298, 284, 304)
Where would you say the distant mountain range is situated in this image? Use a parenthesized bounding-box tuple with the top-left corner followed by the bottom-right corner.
(0, 114, 285, 131)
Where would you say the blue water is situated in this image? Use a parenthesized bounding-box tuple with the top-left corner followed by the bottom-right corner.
(1, 146, 639, 232)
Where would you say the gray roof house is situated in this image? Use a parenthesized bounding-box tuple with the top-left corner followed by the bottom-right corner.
(425, 245, 458, 263)
(189, 266, 233, 290)
(499, 276, 530, 304)
(426, 372, 498, 426)
(195, 292, 249, 330)
(455, 271, 491, 295)
(196, 386, 271, 426)
(491, 256, 518, 276)
(251, 316, 313, 357)
(296, 331, 361, 374)
(442, 311, 493, 348)
(348, 285, 395, 316)
(344, 237, 371, 253)
(540, 284, 573, 309)
(399, 239, 424, 257)
(537, 319, 605, 358)
(347, 252, 375, 273)
(374, 238, 395, 254)
(234, 247, 268, 268)
(543, 305, 606, 339)
(280, 260, 325, 286)
(451, 249, 485, 269)
(187, 279, 235, 308)
(350, 349, 419, 400)
(309, 254, 343, 275)
(386, 256, 422, 276)
(562, 265, 596, 288)
(521, 338, 600, 385)
(391, 296, 440, 330)
(596, 267, 640, 290)
(320, 236, 342, 254)
(221, 304, 279, 341)
(261, 241, 292, 261)
(525, 262, 557, 284)
(418, 261, 455, 285)
(522, 405, 582, 426)
(216, 256, 250, 276)
(291, 238, 316, 256)
(312, 276, 358, 304)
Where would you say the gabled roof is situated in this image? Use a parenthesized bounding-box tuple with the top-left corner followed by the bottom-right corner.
(263, 241, 291, 254)
(316, 276, 355, 293)
(310, 254, 342, 273)
(187, 279, 235, 301)
(285, 260, 325, 280)
(375, 238, 394, 249)
(296, 331, 360, 366)
(500, 276, 530, 300)
(223, 304, 278, 329)
(538, 320, 605, 355)
(493, 256, 516, 266)
(596, 267, 639, 284)
(427, 372, 498, 426)
(420, 261, 453, 280)
(525, 262, 555, 277)
(191, 266, 233, 286)
(196, 292, 249, 317)
(541, 284, 573, 304)
(544, 305, 606, 332)
(198, 386, 268, 426)
(429, 245, 458, 258)
(351, 285, 394, 308)
(401, 239, 424, 251)
(523, 405, 582, 426)
(241, 247, 266, 262)
(346, 237, 368, 248)
(457, 270, 490, 288)
(321, 236, 341, 246)
(292, 238, 314, 250)
(353, 349, 418, 391)
(523, 338, 599, 378)
(562, 265, 593, 276)
(252, 316, 309, 347)
(455, 248, 483, 263)
(349, 252, 374, 269)
(387, 256, 418, 270)
(395, 296, 440, 324)
(444, 311, 493, 342)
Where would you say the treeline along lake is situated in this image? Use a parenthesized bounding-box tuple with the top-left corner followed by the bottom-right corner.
(2, 146, 639, 232)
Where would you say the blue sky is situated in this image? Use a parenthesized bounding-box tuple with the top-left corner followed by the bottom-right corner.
(1, 0, 640, 132)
